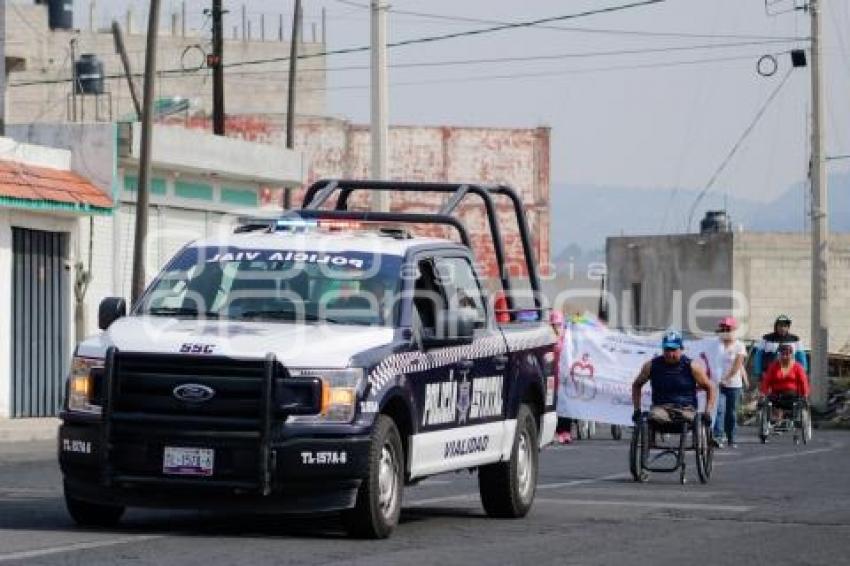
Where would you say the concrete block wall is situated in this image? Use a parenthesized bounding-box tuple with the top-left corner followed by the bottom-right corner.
(733, 233, 850, 353)
(606, 233, 733, 333)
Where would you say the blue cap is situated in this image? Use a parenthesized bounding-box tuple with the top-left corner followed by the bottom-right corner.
(661, 330, 683, 350)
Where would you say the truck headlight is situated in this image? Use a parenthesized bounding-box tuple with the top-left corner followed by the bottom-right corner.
(287, 368, 364, 424)
(67, 356, 103, 415)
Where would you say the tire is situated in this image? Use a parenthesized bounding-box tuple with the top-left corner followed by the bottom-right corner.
(758, 403, 770, 444)
(343, 415, 404, 539)
(629, 420, 649, 483)
(611, 424, 623, 441)
(64, 488, 125, 528)
(695, 418, 713, 484)
(478, 404, 539, 518)
(801, 406, 812, 445)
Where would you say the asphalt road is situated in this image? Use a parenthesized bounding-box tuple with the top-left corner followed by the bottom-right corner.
(0, 427, 848, 565)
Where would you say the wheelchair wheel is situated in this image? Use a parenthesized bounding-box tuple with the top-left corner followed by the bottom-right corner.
(758, 402, 770, 444)
(611, 424, 623, 441)
(801, 405, 812, 445)
(629, 421, 649, 483)
(792, 402, 802, 445)
(695, 417, 713, 484)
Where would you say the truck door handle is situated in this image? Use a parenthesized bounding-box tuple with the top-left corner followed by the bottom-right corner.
(494, 354, 509, 371)
(456, 359, 474, 371)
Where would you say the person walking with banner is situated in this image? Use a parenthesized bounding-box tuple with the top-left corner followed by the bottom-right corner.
(551, 310, 573, 444)
(710, 317, 749, 448)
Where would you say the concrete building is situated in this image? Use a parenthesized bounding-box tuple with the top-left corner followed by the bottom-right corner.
(3, 122, 304, 419)
(606, 232, 850, 354)
(164, 114, 552, 283)
(0, 135, 112, 418)
(4, 2, 327, 123)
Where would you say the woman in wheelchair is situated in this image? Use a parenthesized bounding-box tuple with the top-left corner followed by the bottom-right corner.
(758, 343, 811, 443)
(629, 331, 717, 484)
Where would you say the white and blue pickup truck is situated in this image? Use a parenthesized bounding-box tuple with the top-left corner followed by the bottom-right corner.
(59, 180, 557, 538)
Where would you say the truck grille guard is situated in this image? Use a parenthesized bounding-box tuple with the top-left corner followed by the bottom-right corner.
(100, 346, 320, 495)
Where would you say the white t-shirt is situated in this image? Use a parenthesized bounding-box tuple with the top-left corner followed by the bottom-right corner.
(713, 339, 747, 388)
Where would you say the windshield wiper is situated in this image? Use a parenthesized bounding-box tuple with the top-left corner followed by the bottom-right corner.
(237, 309, 320, 321)
(146, 307, 220, 318)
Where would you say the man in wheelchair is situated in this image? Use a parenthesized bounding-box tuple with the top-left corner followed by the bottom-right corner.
(631, 331, 716, 429)
(629, 331, 717, 483)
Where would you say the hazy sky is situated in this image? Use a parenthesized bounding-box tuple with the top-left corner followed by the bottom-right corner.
(62, 0, 850, 205)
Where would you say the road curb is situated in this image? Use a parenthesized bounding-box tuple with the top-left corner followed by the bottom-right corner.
(0, 418, 59, 443)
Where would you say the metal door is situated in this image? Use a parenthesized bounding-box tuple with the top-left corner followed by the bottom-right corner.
(12, 227, 68, 417)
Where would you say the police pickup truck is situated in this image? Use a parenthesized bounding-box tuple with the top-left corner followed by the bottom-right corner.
(60, 180, 557, 538)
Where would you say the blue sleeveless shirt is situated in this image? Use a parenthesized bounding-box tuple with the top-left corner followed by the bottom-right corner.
(649, 355, 697, 408)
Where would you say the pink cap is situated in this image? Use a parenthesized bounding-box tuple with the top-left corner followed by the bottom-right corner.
(717, 316, 738, 330)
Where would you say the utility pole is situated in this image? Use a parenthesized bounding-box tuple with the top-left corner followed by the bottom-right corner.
(0, 0, 6, 136)
(284, 0, 302, 210)
(370, 0, 390, 211)
(112, 22, 142, 117)
(809, 0, 829, 411)
(131, 0, 162, 305)
(70, 38, 78, 122)
(211, 0, 225, 135)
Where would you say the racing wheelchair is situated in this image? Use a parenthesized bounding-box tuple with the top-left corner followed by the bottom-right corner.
(629, 409, 714, 484)
(758, 394, 812, 445)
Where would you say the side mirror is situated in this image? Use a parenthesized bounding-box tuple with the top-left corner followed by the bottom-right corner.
(422, 308, 478, 349)
(98, 297, 127, 330)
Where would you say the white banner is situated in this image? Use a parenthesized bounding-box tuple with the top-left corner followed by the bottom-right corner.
(557, 317, 718, 426)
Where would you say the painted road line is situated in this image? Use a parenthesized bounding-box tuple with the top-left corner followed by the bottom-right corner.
(535, 498, 751, 513)
(0, 536, 164, 563)
(408, 471, 628, 507)
(715, 446, 838, 466)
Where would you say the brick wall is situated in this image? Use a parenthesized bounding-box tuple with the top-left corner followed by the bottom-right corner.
(167, 115, 551, 282)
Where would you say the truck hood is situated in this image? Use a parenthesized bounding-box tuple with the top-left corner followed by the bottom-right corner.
(76, 315, 395, 368)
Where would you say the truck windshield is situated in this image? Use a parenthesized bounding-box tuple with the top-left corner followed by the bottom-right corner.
(137, 246, 403, 326)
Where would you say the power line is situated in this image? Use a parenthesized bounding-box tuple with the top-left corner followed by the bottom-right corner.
(685, 67, 795, 231)
(10, 0, 668, 88)
(217, 39, 807, 77)
(295, 53, 777, 94)
(8, 39, 804, 88)
(334, 0, 809, 42)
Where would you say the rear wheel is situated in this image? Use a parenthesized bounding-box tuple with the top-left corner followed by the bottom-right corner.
(478, 404, 539, 518)
(64, 488, 125, 528)
(758, 403, 770, 444)
(629, 420, 649, 482)
(343, 415, 404, 539)
(801, 405, 812, 445)
(695, 418, 713, 484)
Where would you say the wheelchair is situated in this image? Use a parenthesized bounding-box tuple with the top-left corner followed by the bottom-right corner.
(629, 409, 714, 485)
(758, 394, 812, 445)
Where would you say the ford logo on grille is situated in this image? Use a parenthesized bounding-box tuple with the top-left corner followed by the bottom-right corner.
(173, 384, 216, 403)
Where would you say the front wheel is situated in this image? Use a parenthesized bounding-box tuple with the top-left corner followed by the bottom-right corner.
(478, 404, 539, 518)
(343, 415, 404, 539)
(64, 488, 125, 528)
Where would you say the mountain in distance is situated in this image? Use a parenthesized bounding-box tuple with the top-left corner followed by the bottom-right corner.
(550, 171, 850, 261)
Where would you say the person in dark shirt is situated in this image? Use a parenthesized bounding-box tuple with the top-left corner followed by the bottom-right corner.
(753, 314, 808, 378)
(632, 330, 716, 426)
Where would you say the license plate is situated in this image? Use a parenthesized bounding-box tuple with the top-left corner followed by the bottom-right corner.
(163, 447, 214, 476)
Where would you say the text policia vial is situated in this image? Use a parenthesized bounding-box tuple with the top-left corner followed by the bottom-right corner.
(205, 250, 367, 270)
